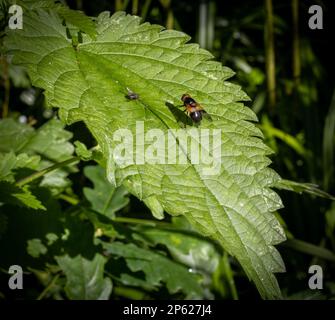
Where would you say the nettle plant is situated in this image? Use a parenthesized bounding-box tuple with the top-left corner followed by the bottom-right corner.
(1, 1, 331, 300)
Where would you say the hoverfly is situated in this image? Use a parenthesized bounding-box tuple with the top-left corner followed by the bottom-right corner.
(181, 94, 209, 123)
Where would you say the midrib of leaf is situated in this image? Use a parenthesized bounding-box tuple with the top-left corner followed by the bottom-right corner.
(80, 256, 92, 299)
(5, 10, 286, 299)
(58, 254, 111, 299)
(102, 189, 116, 214)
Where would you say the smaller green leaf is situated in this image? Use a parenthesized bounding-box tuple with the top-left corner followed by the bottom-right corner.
(84, 209, 118, 238)
(0, 181, 46, 210)
(134, 227, 220, 274)
(116, 273, 157, 292)
(56, 253, 112, 300)
(275, 179, 335, 201)
(23, 119, 74, 162)
(0, 118, 76, 194)
(0, 152, 20, 181)
(0, 118, 74, 161)
(27, 238, 48, 258)
(283, 239, 335, 262)
(15, 153, 41, 170)
(0, 152, 40, 182)
(57, 6, 97, 39)
(40, 169, 72, 193)
(84, 165, 129, 218)
(143, 196, 165, 220)
(13, 185, 46, 210)
(74, 141, 92, 161)
(0, 119, 34, 153)
(102, 241, 203, 298)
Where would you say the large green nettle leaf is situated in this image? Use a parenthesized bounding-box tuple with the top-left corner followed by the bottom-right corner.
(5, 7, 286, 298)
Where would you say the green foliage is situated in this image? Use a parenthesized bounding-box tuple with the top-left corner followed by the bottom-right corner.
(1, 0, 334, 301)
(323, 89, 335, 190)
(84, 165, 129, 219)
(0, 181, 46, 210)
(0, 118, 36, 153)
(4, 7, 287, 299)
(102, 241, 203, 298)
(56, 254, 112, 300)
(0, 117, 76, 213)
(283, 239, 335, 262)
(74, 141, 92, 161)
(133, 226, 221, 274)
(275, 179, 335, 201)
(0, 188, 64, 268)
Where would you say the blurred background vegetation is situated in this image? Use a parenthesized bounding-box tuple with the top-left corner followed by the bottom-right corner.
(1, 0, 335, 300)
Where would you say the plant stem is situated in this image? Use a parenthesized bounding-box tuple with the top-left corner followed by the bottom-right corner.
(166, 8, 174, 30)
(36, 273, 60, 300)
(282, 238, 335, 262)
(132, 0, 139, 15)
(264, 0, 276, 112)
(115, 0, 123, 11)
(113, 285, 150, 300)
(122, 0, 130, 11)
(58, 193, 80, 205)
(292, 0, 300, 88)
(141, 0, 152, 20)
(160, 0, 174, 29)
(112, 216, 171, 227)
(222, 252, 239, 300)
(75, 0, 83, 10)
(1, 54, 10, 118)
(198, 0, 208, 49)
(207, 0, 216, 51)
(322, 88, 335, 190)
(16, 156, 80, 187)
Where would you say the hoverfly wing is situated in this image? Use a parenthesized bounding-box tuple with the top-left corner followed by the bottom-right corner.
(201, 110, 213, 122)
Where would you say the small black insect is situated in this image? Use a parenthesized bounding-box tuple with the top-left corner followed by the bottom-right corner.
(125, 88, 139, 100)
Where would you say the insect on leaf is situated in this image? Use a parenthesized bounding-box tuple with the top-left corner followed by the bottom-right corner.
(5, 8, 286, 298)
